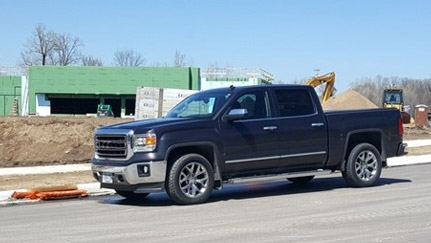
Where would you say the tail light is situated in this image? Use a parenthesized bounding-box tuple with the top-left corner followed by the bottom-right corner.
(398, 116, 404, 137)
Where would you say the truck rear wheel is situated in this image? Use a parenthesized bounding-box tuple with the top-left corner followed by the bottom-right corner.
(342, 143, 382, 187)
(288, 176, 314, 185)
(115, 190, 149, 200)
(166, 154, 214, 205)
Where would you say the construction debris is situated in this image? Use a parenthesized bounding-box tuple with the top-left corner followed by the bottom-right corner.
(322, 89, 378, 110)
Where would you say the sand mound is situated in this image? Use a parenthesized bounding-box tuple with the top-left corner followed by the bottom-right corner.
(0, 117, 130, 167)
(323, 89, 378, 110)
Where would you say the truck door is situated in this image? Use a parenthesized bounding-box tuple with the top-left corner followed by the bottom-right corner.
(272, 87, 328, 168)
(221, 89, 280, 173)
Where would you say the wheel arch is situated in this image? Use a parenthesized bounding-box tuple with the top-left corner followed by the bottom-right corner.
(340, 129, 385, 171)
(165, 142, 223, 183)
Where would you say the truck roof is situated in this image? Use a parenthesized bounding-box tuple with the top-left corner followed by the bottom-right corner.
(200, 84, 311, 94)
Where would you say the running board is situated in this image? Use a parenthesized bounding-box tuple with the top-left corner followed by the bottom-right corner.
(226, 169, 332, 184)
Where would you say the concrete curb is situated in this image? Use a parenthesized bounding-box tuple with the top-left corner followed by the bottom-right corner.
(386, 154, 431, 167)
(0, 183, 114, 207)
(404, 139, 431, 148)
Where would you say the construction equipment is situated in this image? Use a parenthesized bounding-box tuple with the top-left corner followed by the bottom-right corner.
(382, 88, 411, 124)
(97, 104, 114, 117)
(305, 72, 335, 102)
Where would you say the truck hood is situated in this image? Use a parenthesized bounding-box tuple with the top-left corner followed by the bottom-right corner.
(98, 118, 208, 134)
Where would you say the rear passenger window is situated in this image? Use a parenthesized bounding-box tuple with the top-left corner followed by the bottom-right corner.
(274, 89, 315, 117)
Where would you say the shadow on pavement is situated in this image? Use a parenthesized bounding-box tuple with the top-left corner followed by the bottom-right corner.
(97, 176, 411, 207)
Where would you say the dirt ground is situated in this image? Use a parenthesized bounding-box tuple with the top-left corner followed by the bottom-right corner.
(405, 145, 431, 156)
(0, 116, 131, 167)
(0, 171, 96, 191)
(403, 126, 431, 140)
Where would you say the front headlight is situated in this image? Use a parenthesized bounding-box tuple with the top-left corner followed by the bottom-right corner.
(132, 132, 156, 152)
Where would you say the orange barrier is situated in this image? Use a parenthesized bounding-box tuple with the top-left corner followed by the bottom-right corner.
(11, 185, 87, 200)
(36, 189, 88, 200)
(11, 191, 34, 199)
(28, 185, 78, 193)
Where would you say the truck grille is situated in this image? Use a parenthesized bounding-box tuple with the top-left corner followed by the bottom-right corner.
(95, 135, 128, 158)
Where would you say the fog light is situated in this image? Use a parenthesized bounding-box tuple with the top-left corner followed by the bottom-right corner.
(137, 164, 151, 177)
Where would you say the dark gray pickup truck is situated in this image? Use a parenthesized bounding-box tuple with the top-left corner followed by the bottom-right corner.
(91, 85, 406, 204)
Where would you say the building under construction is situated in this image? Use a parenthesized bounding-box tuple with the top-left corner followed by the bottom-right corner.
(0, 66, 272, 117)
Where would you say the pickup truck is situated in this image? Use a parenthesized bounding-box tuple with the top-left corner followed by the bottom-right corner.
(91, 85, 406, 204)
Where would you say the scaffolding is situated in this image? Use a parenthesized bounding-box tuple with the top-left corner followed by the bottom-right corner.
(201, 67, 274, 83)
(0, 66, 26, 76)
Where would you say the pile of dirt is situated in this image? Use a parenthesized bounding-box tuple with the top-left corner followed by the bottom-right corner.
(0, 117, 130, 167)
(323, 89, 378, 110)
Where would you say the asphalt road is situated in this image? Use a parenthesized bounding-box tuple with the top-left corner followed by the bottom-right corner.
(1, 164, 430, 243)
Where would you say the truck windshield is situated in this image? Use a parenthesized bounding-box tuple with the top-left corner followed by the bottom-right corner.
(165, 90, 231, 118)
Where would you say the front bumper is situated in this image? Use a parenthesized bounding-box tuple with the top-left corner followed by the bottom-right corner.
(91, 161, 167, 193)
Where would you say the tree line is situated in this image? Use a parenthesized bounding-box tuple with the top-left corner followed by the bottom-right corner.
(350, 76, 431, 109)
(21, 24, 190, 67)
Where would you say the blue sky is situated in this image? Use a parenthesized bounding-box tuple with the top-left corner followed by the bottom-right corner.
(1, 0, 430, 91)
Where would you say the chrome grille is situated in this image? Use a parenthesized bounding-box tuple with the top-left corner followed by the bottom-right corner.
(95, 135, 128, 158)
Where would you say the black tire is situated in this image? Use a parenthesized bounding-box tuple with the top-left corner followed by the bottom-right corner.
(288, 176, 314, 185)
(115, 190, 149, 200)
(342, 143, 382, 187)
(166, 153, 214, 205)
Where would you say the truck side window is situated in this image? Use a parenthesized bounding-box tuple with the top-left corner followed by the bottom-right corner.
(274, 89, 315, 117)
(232, 91, 270, 119)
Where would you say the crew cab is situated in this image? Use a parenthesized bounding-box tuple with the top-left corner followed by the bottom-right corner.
(91, 85, 406, 204)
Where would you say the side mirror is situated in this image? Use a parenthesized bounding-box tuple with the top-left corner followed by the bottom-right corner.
(224, 108, 248, 121)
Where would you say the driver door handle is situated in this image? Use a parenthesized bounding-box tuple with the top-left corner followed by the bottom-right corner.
(263, 126, 278, 131)
(311, 122, 325, 127)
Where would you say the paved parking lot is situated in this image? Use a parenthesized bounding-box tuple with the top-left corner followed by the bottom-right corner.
(1, 164, 430, 243)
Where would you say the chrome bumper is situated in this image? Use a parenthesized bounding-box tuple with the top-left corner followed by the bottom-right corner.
(92, 161, 167, 192)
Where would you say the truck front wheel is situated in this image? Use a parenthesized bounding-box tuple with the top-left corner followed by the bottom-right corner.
(166, 154, 214, 205)
(342, 143, 382, 187)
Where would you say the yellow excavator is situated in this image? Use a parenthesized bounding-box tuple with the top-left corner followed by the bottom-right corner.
(305, 72, 335, 102)
(382, 88, 411, 124)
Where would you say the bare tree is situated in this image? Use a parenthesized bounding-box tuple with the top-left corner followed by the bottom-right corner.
(351, 76, 431, 108)
(81, 56, 103, 66)
(21, 24, 84, 66)
(53, 33, 84, 66)
(173, 50, 186, 67)
(113, 49, 145, 67)
(21, 24, 56, 66)
(151, 61, 169, 67)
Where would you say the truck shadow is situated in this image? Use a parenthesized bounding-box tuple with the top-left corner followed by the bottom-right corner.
(98, 176, 411, 207)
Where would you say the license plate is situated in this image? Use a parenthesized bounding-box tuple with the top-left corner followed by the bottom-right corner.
(102, 174, 113, 184)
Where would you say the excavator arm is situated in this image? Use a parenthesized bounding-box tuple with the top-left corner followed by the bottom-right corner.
(305, 72, 335, 102)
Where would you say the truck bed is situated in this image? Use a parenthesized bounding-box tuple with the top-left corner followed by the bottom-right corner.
(324, 108, 402, 167)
